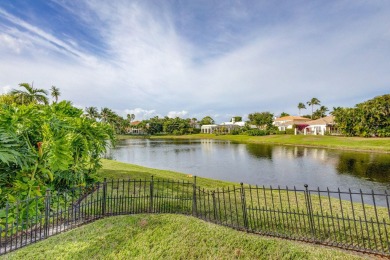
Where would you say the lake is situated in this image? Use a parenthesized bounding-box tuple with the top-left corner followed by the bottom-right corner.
(107, 138, 390, 193)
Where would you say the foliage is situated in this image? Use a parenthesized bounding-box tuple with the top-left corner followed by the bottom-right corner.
(10, 83, 49, 105)
(199, 116, 215, 126)
(231, 116, 242, 122)
(163, 117, 190, 135)
(280, 112, 290, 117)
(247, 112, 274, 130)
(297, 102, 306, 115)
(307, 97, 321, 119)
(246, 129, 269, 136)
(333, 94, 390, 137)
(312, 105, 329, 119)
(50, 86, 60, 103)
(0, 99, 114, 208)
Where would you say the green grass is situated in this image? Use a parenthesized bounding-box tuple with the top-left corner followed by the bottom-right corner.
(125, 134, 390, 153)
(2, 214, 368, 260)
(97, 160, 389, 252)
(98, 159, 236, 189)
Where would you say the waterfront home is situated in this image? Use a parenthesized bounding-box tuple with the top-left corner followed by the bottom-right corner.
(127, 121, 145, 135)
(301, 115, 337, 135)
(273, 116, 311, 131)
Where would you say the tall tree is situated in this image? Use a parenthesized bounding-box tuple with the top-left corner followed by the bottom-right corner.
(280, 112, 290, 117)
(199, 116, 215, 126)
(297, 102, 306, 116)
(50, 86, 60, 103)
(307, 98, 321, 119)
(247, 112, 274, 130)
(127, 113, 135, 122)
(10, 83, 49, 105)
(85, 106, 100, 119)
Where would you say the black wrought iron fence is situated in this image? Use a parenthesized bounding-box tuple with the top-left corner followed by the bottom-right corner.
(0, 177, 389, 256)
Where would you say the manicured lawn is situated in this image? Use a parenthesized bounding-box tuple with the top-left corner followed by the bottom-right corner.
(2, 214, 367, 260)
(118, 134, 390, 153)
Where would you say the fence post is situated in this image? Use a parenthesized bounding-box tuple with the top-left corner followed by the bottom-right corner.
(102, 178, 107, 216)
(304, 184, 315, 238)
(212, 191, 217, 222)
(44, 189, 51, 238)
(149, 176, 154, 213)
(192, 176, 197, 217)
(240, 183, 249, 230)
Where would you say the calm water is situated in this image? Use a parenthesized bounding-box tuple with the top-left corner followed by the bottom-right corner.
(107, 139, 390, 193)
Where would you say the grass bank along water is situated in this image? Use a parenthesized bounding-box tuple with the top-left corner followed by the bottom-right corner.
(116, 134, 390, 153)
(1, 160, 388, 257)
(97, 160, 390, 255)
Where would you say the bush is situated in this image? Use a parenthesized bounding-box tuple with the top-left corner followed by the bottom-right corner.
(246, 129, 269, 136)
(286, 129, 295, 135)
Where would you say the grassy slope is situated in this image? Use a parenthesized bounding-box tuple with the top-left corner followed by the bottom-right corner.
(97, 159, 236, 189)
(2, 160, 379, 259)
(128, 134, 390, 153)
(2, 214, 368, 260)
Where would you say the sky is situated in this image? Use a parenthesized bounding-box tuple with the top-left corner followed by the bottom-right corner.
(0, 0, 389, 123)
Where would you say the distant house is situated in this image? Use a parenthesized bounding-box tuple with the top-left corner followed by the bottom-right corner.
(127, 121, 145, 135)
(273, 116, 310, 131)
(200, 124, 219, 134)
(201, 117, 247, 134)
(301, 116, 337, 135)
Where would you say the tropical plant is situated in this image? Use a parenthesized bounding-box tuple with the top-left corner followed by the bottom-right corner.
(127, 113, 135, 122)
(50, 86, 61, 103)
(297, 102, 306, 116)
(85, 106, 101, 120)
(333, 94, 390, 137)
(0, 99, 114, 207)
(312, 106, 329, 119)
(307, 98, 321, 119)
(10, 83, 49, 105)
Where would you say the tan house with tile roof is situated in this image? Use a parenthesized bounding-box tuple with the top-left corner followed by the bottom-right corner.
(273, 116, 311, 131)
(302, 116, 337, 135)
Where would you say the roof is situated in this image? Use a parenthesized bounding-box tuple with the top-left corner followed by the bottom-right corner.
(131, 121, 141, 125)
(274, 116, 310, 121)
(306, 116, 335, 126)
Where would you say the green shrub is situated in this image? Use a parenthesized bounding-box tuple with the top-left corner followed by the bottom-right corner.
(246, 129, 269, 136)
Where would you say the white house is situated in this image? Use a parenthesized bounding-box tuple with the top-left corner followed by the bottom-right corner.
(200, 124, 219, 134)
(303, 116, 336, 135)
(201, 117, 246, 134)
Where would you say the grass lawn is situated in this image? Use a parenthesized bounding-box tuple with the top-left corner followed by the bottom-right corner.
(2, 160, 386, 259)
(116, 134, 390, 153)
(2, 214, 369, 260)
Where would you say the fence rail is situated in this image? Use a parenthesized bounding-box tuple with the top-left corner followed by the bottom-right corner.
(0, 177, 389, 256)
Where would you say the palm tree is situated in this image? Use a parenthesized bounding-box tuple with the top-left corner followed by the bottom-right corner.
(50, 86, 61, 103)
(307, 98, 321, 119)
(126, 113, 135, 122)
(85, 107, 100, 119)
(100, 107, 114, 123)
(297, 102, 306, 116)
(10, 83, 49, 105)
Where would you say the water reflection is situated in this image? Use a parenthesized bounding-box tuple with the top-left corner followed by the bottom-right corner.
(336, 153, 390, 183)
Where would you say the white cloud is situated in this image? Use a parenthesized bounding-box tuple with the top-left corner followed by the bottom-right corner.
(123, 108, 160, 120)
(0, 1, 389, 118)
(167, 110, 188, 118)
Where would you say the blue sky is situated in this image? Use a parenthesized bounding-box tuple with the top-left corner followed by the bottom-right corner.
(0, 0, 389, 122)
